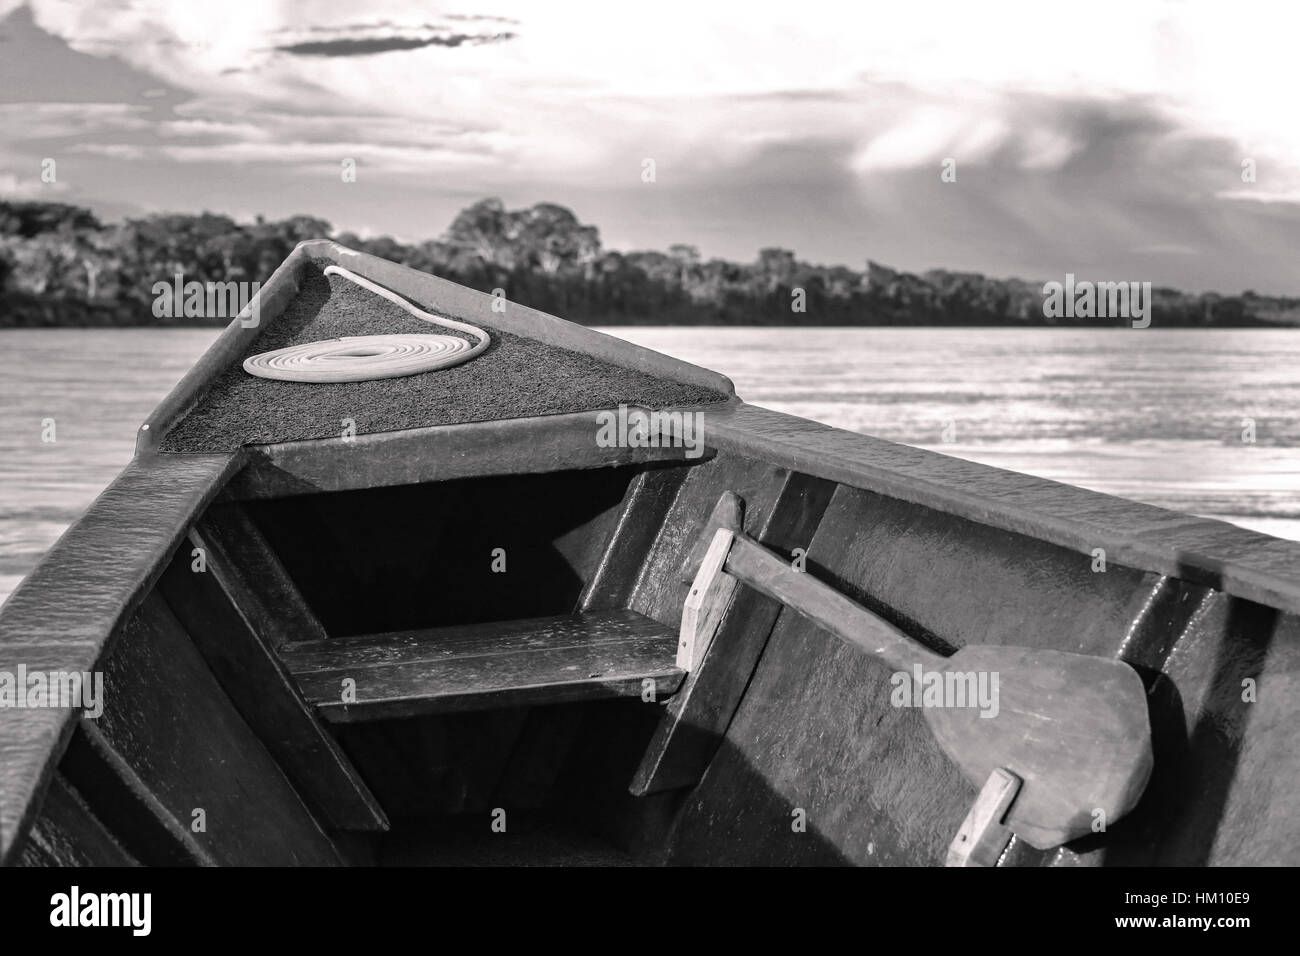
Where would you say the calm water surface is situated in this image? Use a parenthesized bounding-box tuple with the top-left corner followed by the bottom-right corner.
(2, 327, 1298, 607)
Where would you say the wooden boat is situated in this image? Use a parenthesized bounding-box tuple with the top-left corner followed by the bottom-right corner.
(3, 240, 1298, 867)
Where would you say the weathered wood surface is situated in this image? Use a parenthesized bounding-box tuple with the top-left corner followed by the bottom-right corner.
(226, 410, 711, 499)
(704, 400, 1300, 618)
(631, 473, 837, 795)
(680, 490, 743, 582)
(285, 611, 683, 722)
(87, 594, 343, 865)
(298, 240, 736, 396)
(628, 453, 794, 629)
(664, 483, 1159, 865)
(192, 503, 329, 646)
(0, 452, 240, 865)
(946, 768, 1020, 867)
(923, 644, 1151, 849)
(158, 528, 388, 833)
(707, 530, 1152, 849)
(676, 529, 738, 671)
(60, 721, 217, 866)
(580, 466, 689, 610)
(140, 244, 308, 453)
(1104, 589, 1300, 865)
(15, 774, 139, 868)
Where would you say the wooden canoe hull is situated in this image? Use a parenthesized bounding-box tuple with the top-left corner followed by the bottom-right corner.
(4, 242, 1299, 866)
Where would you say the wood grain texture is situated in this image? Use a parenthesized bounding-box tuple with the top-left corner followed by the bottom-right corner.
(676, 530, 737, 671)
(285, 611, 683, 722)
(1112, 592, 1300, 865)
(664, 483, 1158, 865)
(713, 530, 1151, 849)
(704, 400, 1300, 618)
(946, 768, 1020, 867)
(226, 410, 712, 500)
(60, 721, 217, 867)
(631, 473, 836, 796)
(725, 533, 943, 672)
(158, 530, 389, 833)
(580, 465, 690, 610)
(681, 491, 743, 582)
(628, 452, 793, 630)
(193, 502, 328, 646)
(925, 645, 1151, 848)
(90, 593, 343, 865)
(0, 452, 240, 865)
(14, 774, 139, 868)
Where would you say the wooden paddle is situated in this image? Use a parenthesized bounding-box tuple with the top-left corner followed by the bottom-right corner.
(689, 528, 1153, 849)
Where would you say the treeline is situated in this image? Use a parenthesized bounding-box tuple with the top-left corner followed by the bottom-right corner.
(1, 198, 1297, 327)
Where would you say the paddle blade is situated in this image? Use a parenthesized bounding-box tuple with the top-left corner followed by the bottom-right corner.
(923, 646, 1152, 850)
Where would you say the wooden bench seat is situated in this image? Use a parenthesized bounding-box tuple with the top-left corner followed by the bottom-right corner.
(283, 610, 684, 722)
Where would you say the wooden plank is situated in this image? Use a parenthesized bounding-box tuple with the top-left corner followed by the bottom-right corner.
(157, 529, 388, 833)
(946, 768, 1020, 867)
(14, 774, 139, 868)
(225, 410, 713, 499)
(580, 465, 690, 610)
(282, 611, 663, 672)
(676, 529, 736, 670)
(628, 452, 794, 629)
(285, 611, 683, 722)
(0, 452, 240, 865)
(59, 721, 216, 867)
(681, 490, 743, 582)
(704, 400, 1300, 619)
(89, 593, 344, 865)
(631, 473, 836, 796)
(299, 240, 736, 396)
(193, 502, 328, 647)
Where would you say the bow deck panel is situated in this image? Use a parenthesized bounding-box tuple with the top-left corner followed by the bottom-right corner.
(159, 267, 729, 453)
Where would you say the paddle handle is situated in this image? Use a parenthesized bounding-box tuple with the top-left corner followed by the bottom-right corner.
(723, 534, 945, 673)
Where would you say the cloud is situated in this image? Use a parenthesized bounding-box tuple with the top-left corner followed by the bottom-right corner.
(272, 20, 516, 57)
(0, 172, 68, 198)
(0, 103, 151, 139)
(274, 33, 514, 56)
(4, 1, 1300, 292)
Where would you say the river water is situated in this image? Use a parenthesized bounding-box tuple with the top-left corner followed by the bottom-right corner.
(3, 326, 1298, 606)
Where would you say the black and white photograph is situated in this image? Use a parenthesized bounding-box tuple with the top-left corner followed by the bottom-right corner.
(0, 0, 1291, 925)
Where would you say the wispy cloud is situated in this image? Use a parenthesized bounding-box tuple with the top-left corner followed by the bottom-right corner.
(1, 0, 1299, 293)
(272, 20, 516, 57)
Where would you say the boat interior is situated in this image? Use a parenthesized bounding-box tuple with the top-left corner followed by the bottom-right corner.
(3, 240, 1298, 867)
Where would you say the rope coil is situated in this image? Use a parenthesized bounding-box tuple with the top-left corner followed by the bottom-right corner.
(242, 265, 490, 383)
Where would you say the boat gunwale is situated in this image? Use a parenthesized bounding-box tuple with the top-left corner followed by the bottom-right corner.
(0, 451, 242, 864)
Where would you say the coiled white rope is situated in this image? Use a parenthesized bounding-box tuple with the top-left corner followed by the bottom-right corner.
(242, 265, 490, 383)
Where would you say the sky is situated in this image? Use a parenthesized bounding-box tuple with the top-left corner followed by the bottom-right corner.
(2, 0, 1299, 294)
